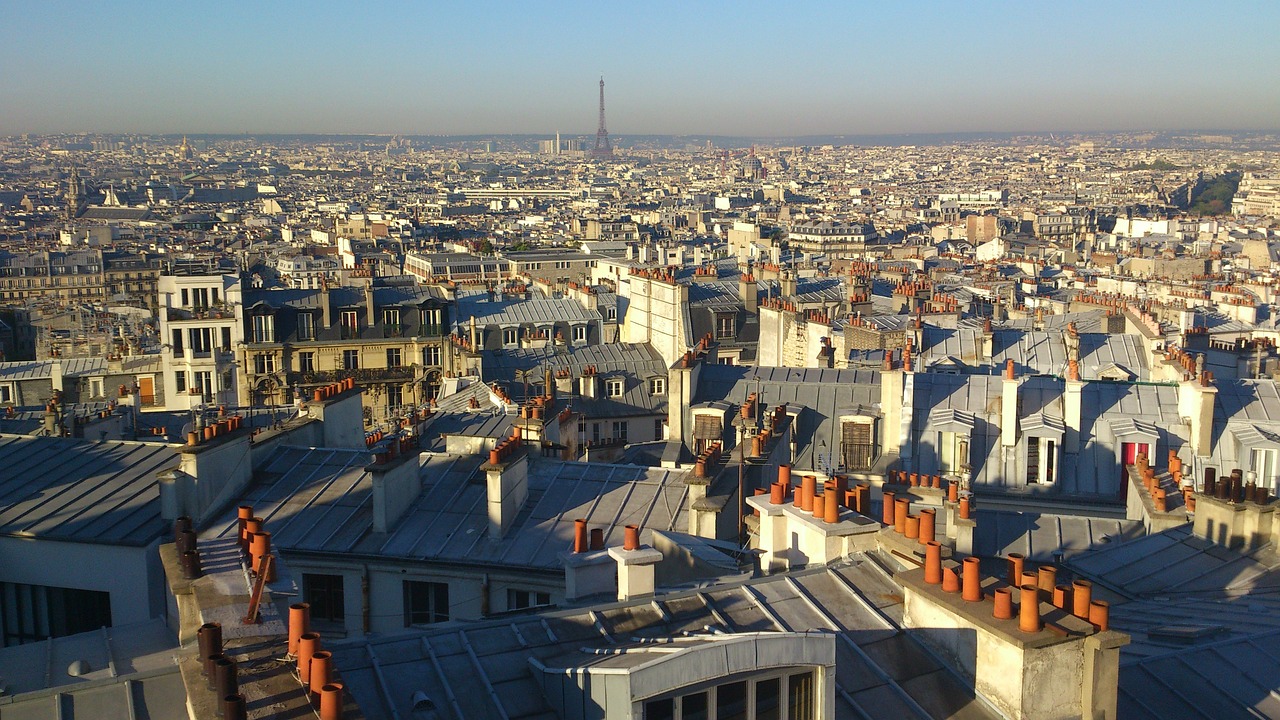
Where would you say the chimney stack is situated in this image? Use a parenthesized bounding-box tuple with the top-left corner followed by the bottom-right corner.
(1002, 359, 1019, 448)
(608, 529, 662, 601)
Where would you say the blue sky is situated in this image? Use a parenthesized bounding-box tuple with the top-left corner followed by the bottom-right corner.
(1, 0, 1277, 135)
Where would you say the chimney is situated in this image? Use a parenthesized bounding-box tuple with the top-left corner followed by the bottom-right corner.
(1178, 373, 1216, 457)
(739, 272, 757, 313)
(1002, 359, 1019, 448)
(1063, 361, 1083, 453)
(981, 318, 994, 361)
(484, 439, 528, 539)
(306, 382, 367, 449)
(370, 441, 421, 533)
(544, 367, 555, 402)
(780, 269, 796, 299)
(578, 369, 598, 398)
(364, 283, 376, 326)
(608, 527, 662, 601)
(880, 358, 905, 459)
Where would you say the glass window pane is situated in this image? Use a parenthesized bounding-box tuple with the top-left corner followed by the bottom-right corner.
(756, 677, 781, 720)
(717, 681, 747, 720)
(681, 691, 709, 720)
(788, 672, 814, 720)
(645, 698, 674, 720)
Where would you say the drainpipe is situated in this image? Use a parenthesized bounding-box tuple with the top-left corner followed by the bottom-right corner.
(481, 574, 491, 617)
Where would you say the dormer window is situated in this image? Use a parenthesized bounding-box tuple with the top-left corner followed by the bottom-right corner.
(251, 314, 274, 343)
(716, 313, 736, 339)
(841, 420, 876, 471)
(297, 312, 315, 341)
(340, 310, 360, 338)
(383, 308, 400, 327)
(649, 377, 666, 396)
(607, 379, 624, 397)
(1027, 437, 1056, 484)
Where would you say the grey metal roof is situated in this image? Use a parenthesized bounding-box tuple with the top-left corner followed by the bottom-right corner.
(329, 556, 1002, 720)
(0, 619, 183, 720)
(0, 358, 113, 381)
(971, 509, 1145, 562)
(1066, 525, 1280, 599)
(205, 449, 691, 572)
(455, 294, 602, 328)
(0, 435, 175, 545)
(1117, 628, 1280, 719)
(695, 365, 881, 472)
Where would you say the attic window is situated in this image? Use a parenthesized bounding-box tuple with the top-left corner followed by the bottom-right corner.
(716, 314, 736, 339)
(607, 379, 624, 397)
(649, 378, 666, 396)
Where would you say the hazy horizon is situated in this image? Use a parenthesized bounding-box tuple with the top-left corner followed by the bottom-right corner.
(3, 0, 1278, 137)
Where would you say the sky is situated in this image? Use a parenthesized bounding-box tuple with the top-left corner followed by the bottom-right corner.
(1, 0, 1278, 137)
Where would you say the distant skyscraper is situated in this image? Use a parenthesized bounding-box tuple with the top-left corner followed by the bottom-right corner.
(592, 76, 612, 159)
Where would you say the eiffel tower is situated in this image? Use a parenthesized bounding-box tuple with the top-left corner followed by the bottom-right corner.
(591, 76, 613, 159)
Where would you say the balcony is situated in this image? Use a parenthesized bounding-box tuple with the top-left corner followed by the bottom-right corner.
(167, 307, 234, 322)
(293, 366, 419, 385)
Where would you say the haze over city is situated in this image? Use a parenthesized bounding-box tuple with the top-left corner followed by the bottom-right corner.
(7, 2, 1280, 719)
(3, 0, 1279, 136)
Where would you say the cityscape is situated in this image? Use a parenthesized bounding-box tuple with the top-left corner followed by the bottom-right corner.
(2, 3, 1280, 720)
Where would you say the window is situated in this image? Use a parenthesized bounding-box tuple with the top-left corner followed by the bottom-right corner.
(424, 346, 442, 366)
(607, 378, 624, 397)
(573, 325, 587, 343)
(655, 418, 665, 440)
(939, 432, 970, 475)
(717, 681, 747, 720)
(386, 348, 402, 367)
(221, 327, 232, 351)
(251, 314, 274, 343)
(90, 378, 103, 398)
(343, 350, 360, 370)
(607, 307, 617, 321)
(613, 421, 628, 442)
(787, 672, 815, 720)
(593, 423, 601, 443)
(404, 580, 449, 626)
(340, 310, 360, 338)
(507, 589, 551, 610)
(303, 573, 345, 625)
(254, 354, 276, 375)
(297, 312, 315, 340)
(1, 582, 112, 647)
(503, 328, 518, 346)
(841, 421, 875, 471)
(649, 377, 666, 395)
(683, 692, 710, 720)
(1027, 437, 1056, 484)
(755, 677, 780, 720)
(383, 308, 400, 327)
(1252, 449, 1278, 489)
(298, 351, 315, 374)
(193, 371, 213, 398)
(716, 314, 736, 339)
(175, 371, 186, 393)
(422, 308, 444, 334)
(190, 327, 212, 354)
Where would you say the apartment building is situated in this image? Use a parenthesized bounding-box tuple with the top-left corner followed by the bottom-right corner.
(237, 281, 454, 421)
